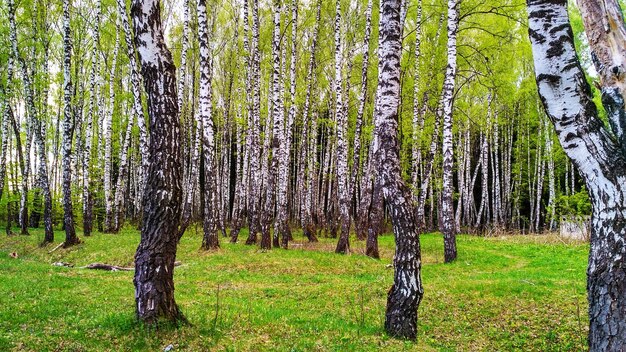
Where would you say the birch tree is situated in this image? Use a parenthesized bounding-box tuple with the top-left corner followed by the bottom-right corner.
(62, 0, 79, 247)
(527, 0, 626, 348)
(334, 0, 351, 254)
(131, 0, 185, 323)
(82, 0, 101, 236)
(440, 0, 460, 263)
(198, 0, 219, 250)
(375, 0, 423, 339)
(245, 0, 263, 246)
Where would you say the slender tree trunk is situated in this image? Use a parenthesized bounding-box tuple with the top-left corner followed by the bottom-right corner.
(475, 97, 491, 228)
(131, 0, 185, 324)
(528, 1, 626, 348)
(334, 0, 351, 254)
(8, 0, 30, 236)
(534, 127, 545, 232)
(0, 97, 9, 204)
(82, 0, 101, 236)
(545, 118, 556, 230)
(276, 0, 298, 249)
(61, 0, 78, 247)
(415, 102, 441, 231)
(411, 0, 423, 216)
(245, 0, 262, 246)
(440, 0, 459, 262)
(0, 1, 15, 205)
(377, 0, 423, 339)
(352, 0, 373, 241)
(118, 0, 148, 225)
(198, 0, 219, 250)
(299, 0, 321, 242)
(104, 28, 120, 233)
(112, 110, 134, 233)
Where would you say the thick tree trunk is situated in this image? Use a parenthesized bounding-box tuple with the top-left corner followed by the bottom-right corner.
(527, 1, 626, 349)
(131, 0, 185, 324)
(377, 0, 423, 339)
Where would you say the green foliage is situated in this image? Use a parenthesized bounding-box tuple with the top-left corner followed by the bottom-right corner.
(0, 228, 588, 351)
(557, 189, 592, 216)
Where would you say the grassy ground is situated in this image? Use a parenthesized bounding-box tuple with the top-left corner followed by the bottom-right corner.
(0, 227, 589, 351)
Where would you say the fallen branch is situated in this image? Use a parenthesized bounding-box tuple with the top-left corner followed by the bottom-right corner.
(48, 242, 64, 254)
(80, 261, 183, 272)
(84, 263, 133, 271)
(52, 262, 74, 268)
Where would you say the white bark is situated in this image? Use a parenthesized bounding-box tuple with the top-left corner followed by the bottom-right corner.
(440, 0, 459, 262)
(334, 0, 350, 254)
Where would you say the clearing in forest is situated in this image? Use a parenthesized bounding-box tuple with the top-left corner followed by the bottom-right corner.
(0, 229, 587, 351)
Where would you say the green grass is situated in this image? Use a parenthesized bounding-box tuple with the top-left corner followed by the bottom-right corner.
(0, 227, 589, 351)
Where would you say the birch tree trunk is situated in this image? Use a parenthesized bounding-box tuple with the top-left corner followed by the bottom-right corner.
(377, 0, 423, 339)
(104, 28, 120, 233)
(8, 0, 31, 236)
(245, 0, 263, 246)
(527, 0, 626, 348)
(0, 3, 14, 205)
(112, 110, 134, 233)
(475, 96, 491, 228)
(545, 118, 556, 230)
(276, 0, 298, 248)
(131, 0, 185, 323)
(118, 0, 149, 221)
(415, 101, 442, 231)
(198, 0, 219, 250)
(440, 0, 459, 263)
(411, 0, 423, 207)
(351, 0, 373, 240)
(82, 0, 101, 236)
(0, 96, 9, 204)
(334, 0, 351, 254)
(62, 0, 79, 247)
(300, 0, 321, 242)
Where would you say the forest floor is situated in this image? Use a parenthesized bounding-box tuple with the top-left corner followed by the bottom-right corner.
(0, 227, 588, 351)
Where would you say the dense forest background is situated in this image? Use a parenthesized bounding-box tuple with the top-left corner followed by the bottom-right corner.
(0, 0, 604, 245)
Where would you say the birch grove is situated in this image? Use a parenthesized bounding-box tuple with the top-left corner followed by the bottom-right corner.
(1, 0, 621, 345)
